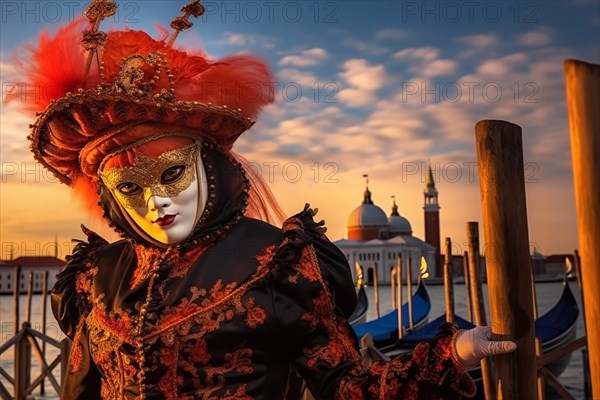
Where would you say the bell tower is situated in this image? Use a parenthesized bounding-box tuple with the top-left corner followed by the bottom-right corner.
(423, 165, 441, 277)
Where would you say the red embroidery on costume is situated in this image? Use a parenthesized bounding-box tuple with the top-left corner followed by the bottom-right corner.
(169, 244, 209, 279)
(158, 342, 180, 400)
(255, 245, 275, 269)
(69, 319, 85, 373)
(244, 297, 266, 328)
(131, 245, 164, 289)
(187, 337, 211, 364)
(90, 297, 135, 343)
(75, 264, 96, 294)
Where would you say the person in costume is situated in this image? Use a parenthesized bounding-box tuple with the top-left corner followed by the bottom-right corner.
(9, 1, 516, 399)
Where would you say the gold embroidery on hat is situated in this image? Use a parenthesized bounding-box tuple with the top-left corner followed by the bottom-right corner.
(100, 143, 199, 209)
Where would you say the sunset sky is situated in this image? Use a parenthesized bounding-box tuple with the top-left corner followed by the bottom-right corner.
(1, 0, 599, 260)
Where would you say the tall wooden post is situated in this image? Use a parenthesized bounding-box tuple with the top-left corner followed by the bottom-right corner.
(443, 238, 455, 323)
(573, 249, 592, 398)
(564, 59, 600, 400)
(396, 256, 404, 339)
(466, 222, 494, 400)
(391, 265, 397, 309)
(41, 271, 49, 395)
(26, 272, 33, 323)
(14, 266, 21, 335)
(15, 322, 32, 400)
(463, 251, 473, 322)
(475, 119, 537, 400)
(406, 255, 414, 331)
(372, 262, 380, 319)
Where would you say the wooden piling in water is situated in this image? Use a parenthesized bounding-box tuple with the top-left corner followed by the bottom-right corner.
(573, 249, 592, 398)
(14, 266, 20, 335)
(466, 222, 495, 400)
(564, 59, 600, 400)
(462, 251, 473, 323)
(41, 271, 49, 396)
(530, 269, 544, 400)
(391, 264, 397, 310)
(396, 256, 403, 339)
(26, 271, 33, 323)
(15, 322, 32, 400)
(372, 262, 380, 319)
(443, 238, 455, 323)
(475, 119, 537, 400)
(406, 255, 414, 332)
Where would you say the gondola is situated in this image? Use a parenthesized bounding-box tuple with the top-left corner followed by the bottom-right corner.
(373, 277, 579, 398)
(352, 279, 432, 347)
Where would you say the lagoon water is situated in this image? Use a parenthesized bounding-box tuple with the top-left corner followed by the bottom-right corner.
(0, 281, 588, 399)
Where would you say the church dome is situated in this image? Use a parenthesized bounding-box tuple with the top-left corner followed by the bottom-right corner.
(347, 187, 388, 228)
(347, 204, 389, 228)
(388, 200, 412, 235)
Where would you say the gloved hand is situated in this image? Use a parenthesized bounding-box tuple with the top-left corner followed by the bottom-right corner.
(453, 326, 517, 370)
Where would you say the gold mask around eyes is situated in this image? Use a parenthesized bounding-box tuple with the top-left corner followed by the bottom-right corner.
(100, 143, 199, 210)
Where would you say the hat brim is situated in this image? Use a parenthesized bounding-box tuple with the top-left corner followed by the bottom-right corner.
(29, 89, 254, 185)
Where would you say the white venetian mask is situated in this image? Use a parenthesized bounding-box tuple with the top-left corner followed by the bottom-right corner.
(100, 142, 208, 244)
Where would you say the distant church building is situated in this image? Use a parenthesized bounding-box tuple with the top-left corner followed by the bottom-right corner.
(334, 174, 440, 284)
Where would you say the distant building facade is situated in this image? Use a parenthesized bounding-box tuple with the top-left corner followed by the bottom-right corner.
(334, 181, 437, 284)
(0, 256, 65, 294)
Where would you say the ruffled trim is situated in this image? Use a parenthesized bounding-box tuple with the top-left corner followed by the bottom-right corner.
(268, 204, 357, 321)
(52, 225, 108, 338)
(269, 204, 326, 268)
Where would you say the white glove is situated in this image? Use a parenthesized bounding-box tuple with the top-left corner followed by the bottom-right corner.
(453, 326, 517, 369)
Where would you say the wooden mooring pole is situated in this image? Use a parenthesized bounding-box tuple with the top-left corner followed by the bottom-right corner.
(564, 59, 600, 400)
(41, 271, 49, 395)
(396, 256, 403, 339)
(462, 251, 473, 323)
(14, 266, 21, 335)
(475, 119, 537, 400)
(466, 222, 495, 400)
(372, 262, 380, 319)
(443, 238, 455, 323)
(406, 255, 414, 332)
(26, 272, 33, 323)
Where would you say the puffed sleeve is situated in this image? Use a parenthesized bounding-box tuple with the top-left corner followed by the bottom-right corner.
(51, 225, 107, 399)
(269, 206, 476, 400)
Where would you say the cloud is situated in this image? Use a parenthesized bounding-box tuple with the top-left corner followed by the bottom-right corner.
(519, 29, 553, 46)
(278, 48, 328, 67)
(375, 28, 410, 41)
(219, 32, 277, 49)
(456, 34, 499, 49)
(393, 46, 440, 61)
(337, 59, 389, 107)
(476, 53, 528, 77)
(343, 39, 388, 56)
(276, 69, 319, 87)
(420, 59, 458, 77)
(393, 46, 457, 77)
